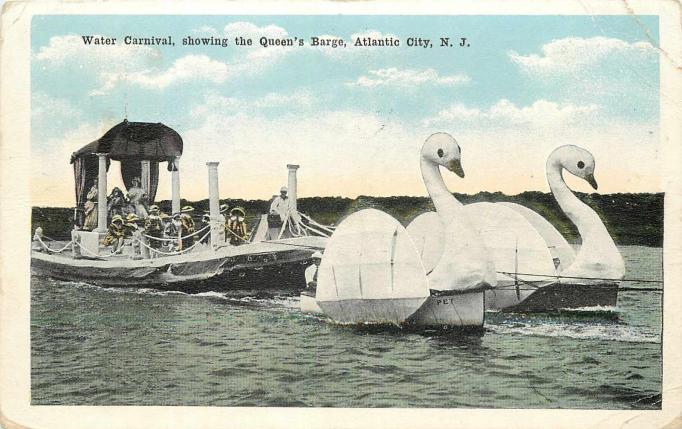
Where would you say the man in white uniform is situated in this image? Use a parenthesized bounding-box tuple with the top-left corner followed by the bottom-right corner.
(305, 251, 323, 291)
(269, 186, 291, 222)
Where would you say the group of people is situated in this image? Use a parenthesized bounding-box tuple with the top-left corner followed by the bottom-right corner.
(82, 177, 149, 231)
(101, 202, 250, 256)
(86, 179, 304, 256)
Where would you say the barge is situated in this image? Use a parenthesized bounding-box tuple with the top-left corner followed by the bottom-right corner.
(31, 120, 330, 291)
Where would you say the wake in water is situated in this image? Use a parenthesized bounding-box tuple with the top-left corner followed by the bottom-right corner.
(50, 279, 660, 343)
(486, 311, 660, 344)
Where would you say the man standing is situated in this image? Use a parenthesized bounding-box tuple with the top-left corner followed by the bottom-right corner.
(269, 186, 291, 222)
(305, 251, 323, 292)
(83, 178, 99, 231)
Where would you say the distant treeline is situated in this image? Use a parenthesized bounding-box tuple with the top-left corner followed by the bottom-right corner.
(32, 192, 664, 247)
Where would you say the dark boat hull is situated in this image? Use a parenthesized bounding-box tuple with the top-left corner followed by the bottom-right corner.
(31, 237, 327, 292)
(485, 282, 619, 313)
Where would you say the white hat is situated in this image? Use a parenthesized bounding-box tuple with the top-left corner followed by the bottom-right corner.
(280, 186, 288, 193)
(311, 251, 322, 259)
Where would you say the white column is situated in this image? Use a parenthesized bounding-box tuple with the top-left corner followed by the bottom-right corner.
(287, 164, 300, 213)
(96, 153, 108, 233)
(207, 161, 222, 248)
(171, 157, 181, 214)
(141, 160, 151, 199)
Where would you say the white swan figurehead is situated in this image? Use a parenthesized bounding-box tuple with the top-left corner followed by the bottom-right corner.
(547, 145, 625, 281)
(417, 133, 496, 292)
(419, 133, 465, 223)
(549, 145, 598, 190)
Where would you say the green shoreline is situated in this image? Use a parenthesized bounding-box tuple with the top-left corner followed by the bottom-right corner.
(32, 191, 664, 247)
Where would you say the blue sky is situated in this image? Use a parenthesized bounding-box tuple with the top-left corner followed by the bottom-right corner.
(31, 15, 660, 206)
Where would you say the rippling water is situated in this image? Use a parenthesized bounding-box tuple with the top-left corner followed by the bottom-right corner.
(31, 246, 662, 408)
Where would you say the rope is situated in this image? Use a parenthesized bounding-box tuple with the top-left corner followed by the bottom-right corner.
(299, 213, 335, 234)
(496, 271, 662, 284)
(259, 240, 326, 251)
(72, 239, 123, 258)
(143, 225, 210, 242)
(495, 271, 543, 289)
(35, 236, 73, 253)
(225, 225, 249, 243)
(300, 221, 330, 238)
(133, 231, 211, 256)
(277, 212, 290, 240)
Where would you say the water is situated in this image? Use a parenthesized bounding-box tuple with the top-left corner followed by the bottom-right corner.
(31, 246, 662, 408)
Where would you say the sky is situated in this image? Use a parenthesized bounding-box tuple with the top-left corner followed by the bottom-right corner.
(31, 15, 660, 207)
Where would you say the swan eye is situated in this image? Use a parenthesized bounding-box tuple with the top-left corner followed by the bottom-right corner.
(577, 161, 585, 169)
(437, 149, 444, 158)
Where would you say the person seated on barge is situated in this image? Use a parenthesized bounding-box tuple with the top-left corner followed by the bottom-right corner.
(179, 206, 196, 250)
(199, 213, 212, 245)
(127, 177, 148, 219)
(124, 213, 145, 258)
(144, 205, 165, 256)
(226, 207, 248, 245)
(107, 187, 127, 221)
(101, 215, 126, 253)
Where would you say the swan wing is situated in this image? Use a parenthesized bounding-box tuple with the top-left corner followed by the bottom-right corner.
(316, 209, 429, 324)
(406, 212, 445, 273)
(426, 215, 498, 291)
(463, 202, 557, 284)
(499, 202, 576, 271)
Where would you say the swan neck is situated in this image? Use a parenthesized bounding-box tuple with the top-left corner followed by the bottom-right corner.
(420, 157, 462, 220)
(547, 154, 624, 278)
(547, 157, 582, 219)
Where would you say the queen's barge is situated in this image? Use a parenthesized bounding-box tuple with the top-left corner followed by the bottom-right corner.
(31, 120, 330, 292)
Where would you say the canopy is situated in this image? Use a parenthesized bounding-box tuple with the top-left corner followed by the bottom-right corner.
(70, 120, 183, 227)
(70, 120, 183, 163)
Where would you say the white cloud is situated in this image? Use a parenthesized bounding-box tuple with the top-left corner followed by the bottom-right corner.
(509, 36, 656, 75)
(33, 34, 161, 70)
(347, 68, 470, 88)
(92, 55, 232, 94)
(32, 93, 83, 135)
(221, 22, 289, 39)
(189, 91, 314, 118)
(424, 99, 599, 128)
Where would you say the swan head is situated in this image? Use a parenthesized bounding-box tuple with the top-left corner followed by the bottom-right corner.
(550, 145, 598, 190)
(421, 132, 465, 177)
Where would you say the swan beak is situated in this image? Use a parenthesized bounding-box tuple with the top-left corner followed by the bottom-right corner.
(586, 173, 598, 190)
(447, 159, 465, 178)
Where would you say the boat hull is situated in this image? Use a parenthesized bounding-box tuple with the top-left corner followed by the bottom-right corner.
(31, 237, 327, 292)
(406, 289, 485, 328)
(316, 297, 428, 325)
(485, 282, 619, 312)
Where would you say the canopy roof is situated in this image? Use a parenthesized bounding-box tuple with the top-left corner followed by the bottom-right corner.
(70, 120, 183, 163)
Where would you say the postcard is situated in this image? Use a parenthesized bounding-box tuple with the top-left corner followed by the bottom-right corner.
(1, 0, 680, 428)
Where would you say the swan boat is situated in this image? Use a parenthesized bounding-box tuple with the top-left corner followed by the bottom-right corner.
(31, 121, 330, 292)
(468, 145, 624, 312)
(308, 133, 495, 328)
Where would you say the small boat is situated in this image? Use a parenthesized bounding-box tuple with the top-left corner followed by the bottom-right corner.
(299, 289, 323, 315)
(31, 120, 331, 292)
